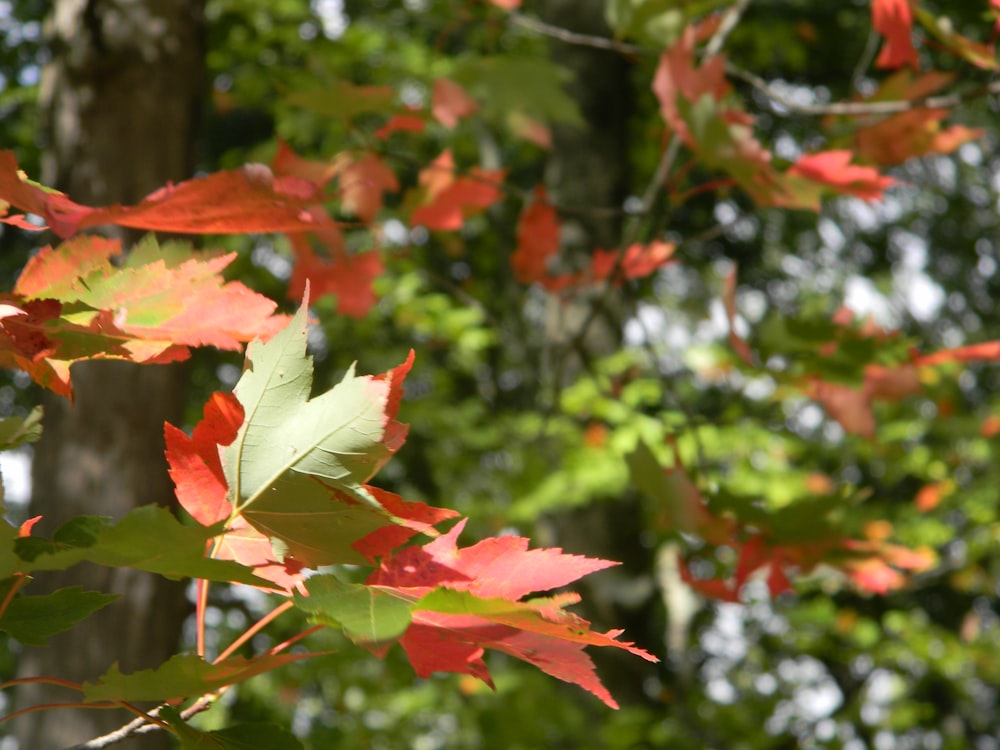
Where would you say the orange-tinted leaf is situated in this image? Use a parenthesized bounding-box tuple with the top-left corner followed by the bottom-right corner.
(788, 151, 894, 202)
(652, 28, 730, 149)
(374, 113, 428, 139)
(3, 236, 280, 396)
(287, 238, 383, 318)
(914, 481, 949, 512)
(864, 363, 922, 400)
(508, 113, 552, 149)
(352, 486, 460, 561)
(0, 151, 338, 238)
(370, 519, 616, 599)
(914, 341, 1000, 366)
(333, 152, 399, 222)
(855, 108, 983, 166)
(410, 151, 504, 231)
(981, 413, 1000, 438)
(807, 378, 876, 439)
(511, 187, 560, 283)
(590, 241, 677, 282)
(872, 0, 919, 70)
(272, 139, 338, 187)
(914, 6, 998, 70)
(368, 520, 656, 708)
(432, 78, 479, 129)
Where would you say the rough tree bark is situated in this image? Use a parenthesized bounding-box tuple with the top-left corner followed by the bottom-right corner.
(539, 0, 663, 709)
(14, 2, 205, 748)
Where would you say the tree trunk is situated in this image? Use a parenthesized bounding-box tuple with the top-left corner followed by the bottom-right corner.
(539, 0, 663, 708)
(14, 2, 205, 748)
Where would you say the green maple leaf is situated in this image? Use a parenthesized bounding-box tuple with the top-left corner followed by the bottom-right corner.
(83, 652, 319, 703)
(0, 583, 119, 646)
(12, 505, 269, 587)
(161, 708, 304, 750)
(222, 298, 411, 566)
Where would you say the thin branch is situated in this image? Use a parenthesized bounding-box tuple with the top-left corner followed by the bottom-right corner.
(509, 11, 652, 56)
(729, 62, 1000, 116)
(214, 599, 294, 663)
(0, 675, 83, 693)
(513, 6, 996, 120)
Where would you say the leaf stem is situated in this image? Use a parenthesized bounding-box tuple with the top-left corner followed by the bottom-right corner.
(0, 572, 27, 620)
(214, 599, 294, 663)
(0, 675, 83, 692)
(269, 624, 323, 655)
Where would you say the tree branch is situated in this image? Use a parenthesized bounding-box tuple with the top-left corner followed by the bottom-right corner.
(729, 63, 1000, 116)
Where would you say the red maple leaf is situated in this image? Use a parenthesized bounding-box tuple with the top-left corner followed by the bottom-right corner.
(165, 353, 453, 592)
(788, 151, 894, 202)
(333, 152, 399, 221)
(2, 236, 282, 396)
(287, 236, 383, 318)
(165, 391, 305, 592)
(0, 151, 338, 239)
(367, 519, 658, 708)
(374, 112, 428, 140)
(431, 78, 479, 129)
(872, 0, 919, 69)
(652, 27, 730, 150)
(510, 187, 560, 283)
(271, 143, 388, 316)
(410, 151, 504, 231)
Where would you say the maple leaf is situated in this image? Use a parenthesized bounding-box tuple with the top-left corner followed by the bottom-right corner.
(410, 150, 505, 231)
(807, 378, 876, 439)
(332, 151, 400, 221)
(788, 150, 894, 202)
(272, 139, 338, 187)
(374, 112, 428, 139)
(589, 241, 678, 282)
(432, 78, 480, 129)
(508, 112, 553, 149)
(218, 301, 432, 567)
(287, 237, 383, 318)
(0, 151, 338, 239)
(363, 519, 658, 708)
(271, 142, 387, 316)
(855, 108, 983, 166)
(913, 6, 999, 70)
(872, 0, 919, 69)
(652, 27, 730, 150)
(166, 308, 455, 590)
(1, 236, 280, 396)
(510, 187, 561, 283)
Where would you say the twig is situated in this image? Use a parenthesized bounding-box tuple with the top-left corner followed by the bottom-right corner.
(509, 12, 651, 56)
(729, 62, 1000, 116)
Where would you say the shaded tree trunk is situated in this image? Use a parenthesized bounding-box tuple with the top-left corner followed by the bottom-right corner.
(539, 0, 663, 708)
(14, 1, 205, 747)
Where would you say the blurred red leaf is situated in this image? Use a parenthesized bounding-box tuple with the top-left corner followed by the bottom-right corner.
(807, 378, 876, 439)
(873, 0, 919, 69)
(333, 152, 399, 221)
(511, 187, 560, 283)
(410, 150, 504, 231)
(432, 78, 479, 129)
(374, 113, 428, 139)
(788, 150, 894, 201)
(0, 151, 337, 239)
